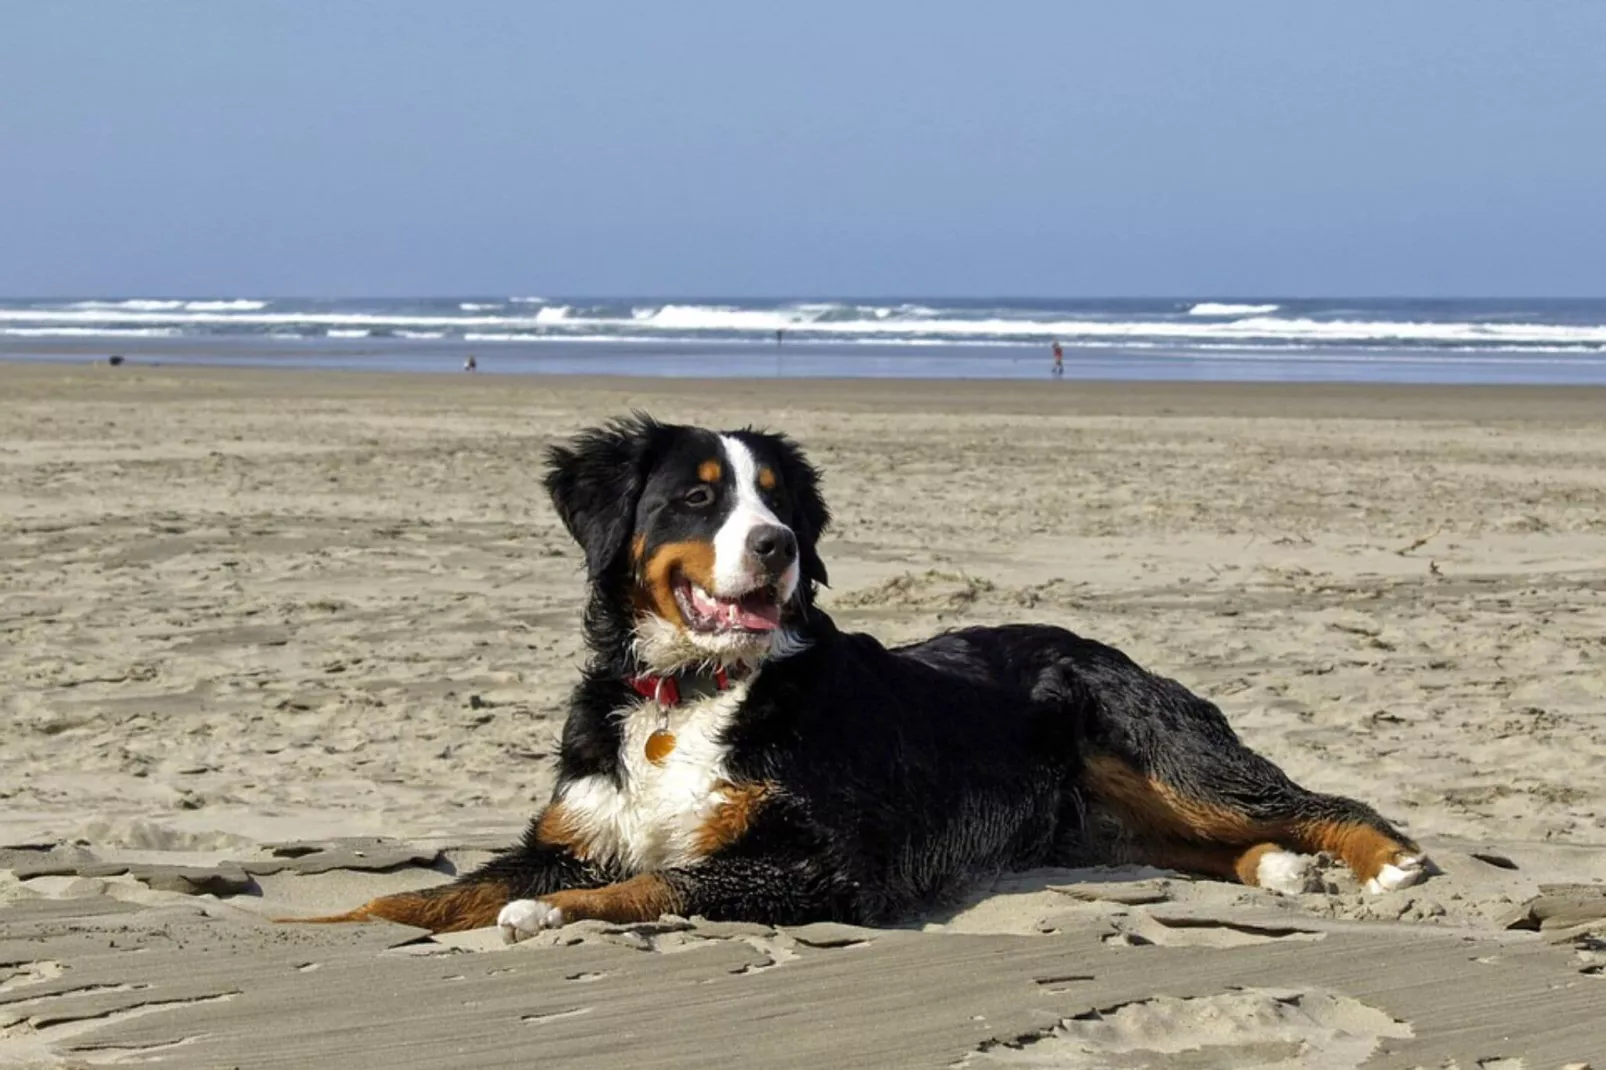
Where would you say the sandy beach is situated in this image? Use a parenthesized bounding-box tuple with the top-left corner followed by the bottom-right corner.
(3, 361, 1604, 1068)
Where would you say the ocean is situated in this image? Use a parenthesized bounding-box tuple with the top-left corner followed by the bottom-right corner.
(4, 297, 1606, 384)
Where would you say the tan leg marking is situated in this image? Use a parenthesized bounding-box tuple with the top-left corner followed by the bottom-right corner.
(1084, 755, 1270, 842)
(1085, 755, 1417, 886)
(535, 802, 596, 861)
(283, 802, 597, 932)
(692, 781, 774, 856)
(542, 873, 683, 924)
(1122, 839, 1286, 887)
(1290, 819, 1414, 884)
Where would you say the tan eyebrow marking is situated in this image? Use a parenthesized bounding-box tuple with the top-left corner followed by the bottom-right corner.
(757, 466, 777, 490)
(698, 459, 722, 483)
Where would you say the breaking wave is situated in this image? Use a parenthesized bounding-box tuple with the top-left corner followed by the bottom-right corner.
(1, 326, 183, 338)
(1187, 302, 1281, 316)
(183, 299, 269, 311)
(66, 298, 268, 312)
(3, 298, 1605, 354)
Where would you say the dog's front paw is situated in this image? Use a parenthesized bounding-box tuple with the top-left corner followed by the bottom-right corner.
(497, 899, 566, 943)
(1364, 853, 1429, 894)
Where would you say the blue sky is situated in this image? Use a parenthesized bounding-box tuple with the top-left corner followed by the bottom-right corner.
(2, 1, 1602, 296)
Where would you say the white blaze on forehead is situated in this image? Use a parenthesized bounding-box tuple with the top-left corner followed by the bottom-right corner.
(713, 434, 798, 599)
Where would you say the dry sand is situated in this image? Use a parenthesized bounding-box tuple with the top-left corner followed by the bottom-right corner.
(2, 362, 1604, 1068)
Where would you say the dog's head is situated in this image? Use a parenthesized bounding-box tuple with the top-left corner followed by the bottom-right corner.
(544, 415, 829, 671)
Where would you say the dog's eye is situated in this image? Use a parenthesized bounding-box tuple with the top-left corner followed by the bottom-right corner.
(684, 485, 716, 508)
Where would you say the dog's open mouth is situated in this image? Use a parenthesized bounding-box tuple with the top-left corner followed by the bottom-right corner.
(674, 575, 782, 633)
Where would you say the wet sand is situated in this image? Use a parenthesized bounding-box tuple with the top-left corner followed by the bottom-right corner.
(3, 362, 1604, 1067)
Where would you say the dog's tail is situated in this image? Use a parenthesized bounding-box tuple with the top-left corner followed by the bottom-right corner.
(272, 882, 509, 933)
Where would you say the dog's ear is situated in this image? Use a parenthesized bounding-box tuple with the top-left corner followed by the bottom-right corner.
(543, 415, 661, 579)
(762, 431, 831, 588)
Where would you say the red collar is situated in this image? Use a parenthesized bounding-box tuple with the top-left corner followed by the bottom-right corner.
(628, 665, 740, 707)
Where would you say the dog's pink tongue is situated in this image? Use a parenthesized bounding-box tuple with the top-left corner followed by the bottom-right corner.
(727, 595, 781, 631)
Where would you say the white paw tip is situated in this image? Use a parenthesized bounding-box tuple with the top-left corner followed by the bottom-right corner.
(1365, 855, 1427, 894)
(1255, 849, 1318, 895)
(497, 898, 564, 943)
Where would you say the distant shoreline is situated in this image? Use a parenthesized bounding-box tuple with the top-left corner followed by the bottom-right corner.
(6, 360, 1606, 423)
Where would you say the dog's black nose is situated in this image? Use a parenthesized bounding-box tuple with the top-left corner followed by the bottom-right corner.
(747, 525, 797, 572)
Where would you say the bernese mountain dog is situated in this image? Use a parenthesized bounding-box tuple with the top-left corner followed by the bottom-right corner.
(309, 415, 1427, 942)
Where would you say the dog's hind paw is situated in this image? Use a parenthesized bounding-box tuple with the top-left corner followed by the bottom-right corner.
(497, 899, 566, 943)
(1255, 849, 1320, 895)
(1364, 854, 1428, 894)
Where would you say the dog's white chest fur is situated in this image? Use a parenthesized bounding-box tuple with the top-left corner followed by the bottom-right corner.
(557, 680, 748, 873)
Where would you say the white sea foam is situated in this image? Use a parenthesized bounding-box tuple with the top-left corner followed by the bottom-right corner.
(183, 299, 268, 311)
(1188, 302, 1281, 316)
(397, 330, 446, 339)
(0, 326, 183, 338)
(614, 305, 1606, 346)
(509, 296, 548, 304)
(459, 302, 502, 311)
(789, 302, 849, 319)
(327, 328, 370, 338)
(63, 299, 265, 312)
(459, 331, 708, 344)
(0, 308, 492, 330)
(648, 304, 800, 331)
(66, 299, 186, 311)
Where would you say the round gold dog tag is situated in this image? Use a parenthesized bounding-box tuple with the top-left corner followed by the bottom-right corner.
(645, 729, 677, 765)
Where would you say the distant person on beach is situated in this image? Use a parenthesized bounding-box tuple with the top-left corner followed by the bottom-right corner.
(1051, 341, 1064, 377)
(464, 354, 477, 373)
(776, 329, 784, 347)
